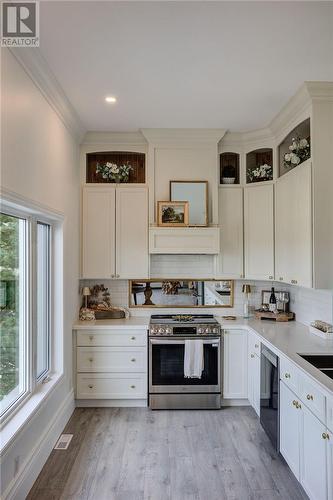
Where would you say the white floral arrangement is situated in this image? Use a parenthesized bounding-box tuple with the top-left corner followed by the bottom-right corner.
(96, 162, 132, 182)
(247, 163, 273, 183)
(283, 136, 310, 169)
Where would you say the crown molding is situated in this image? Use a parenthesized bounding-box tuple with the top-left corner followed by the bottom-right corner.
(9, 47, 86, 143)
(219, 127, 273, 152)
(82, 131, 147, 146)
(141, 128, 226, 146)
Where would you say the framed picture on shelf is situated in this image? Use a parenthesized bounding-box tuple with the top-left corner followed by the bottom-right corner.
(157, 201, 189, 227)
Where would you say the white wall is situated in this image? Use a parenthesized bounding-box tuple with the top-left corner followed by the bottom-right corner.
(1, 49, 79, 498)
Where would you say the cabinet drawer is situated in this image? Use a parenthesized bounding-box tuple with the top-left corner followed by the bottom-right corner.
(248, 331, 261, 356)
(280, 357, 299, 394)
(76, 329, 147, 347)
(299, 374, 326, 422)
(327, 396, 333, 433)
(77, 347, 147, 373)
(77, 373, 147, 399)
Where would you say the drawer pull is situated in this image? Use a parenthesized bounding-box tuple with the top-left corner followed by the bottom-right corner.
(89, 358, 93, 363)
(131, 358, 136, 362)
(88, 384, 94, 389)
(130, 385, 136, 389)
(306, 394, 314, 401)
(296, 402, 301, 409)
(89, 335, 94, 341)
(285, 373, 291, 379)
(279, 277, 284, 281)
(251, 354, 255, 358)
(292, 400, 297, 406)
(131, 336, 136, 341)
(269, 276, 273, 280)
(322, 433, 330, 440)
(255, 344, 259, 348)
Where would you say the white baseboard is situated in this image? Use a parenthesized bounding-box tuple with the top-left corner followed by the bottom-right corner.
(76, 398, 147, 408)
(3, 389, 75, 500)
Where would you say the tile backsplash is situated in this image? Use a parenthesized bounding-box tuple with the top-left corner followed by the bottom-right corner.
(79, 279, 332, 326)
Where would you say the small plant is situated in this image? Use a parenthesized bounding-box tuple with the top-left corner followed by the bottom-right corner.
(96, 162, 132, 183)
(247, 163, 272, 183)
(283, 136, 310, 170)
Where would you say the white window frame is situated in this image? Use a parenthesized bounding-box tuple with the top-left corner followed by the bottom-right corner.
(0, 197, 63, 426)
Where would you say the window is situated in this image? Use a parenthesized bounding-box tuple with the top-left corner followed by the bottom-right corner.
(0, 210, 53, 421)
(0, 213, 28, 417)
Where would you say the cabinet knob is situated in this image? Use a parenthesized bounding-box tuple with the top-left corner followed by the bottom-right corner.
(306, 394, 314, 401)
(240, 274, 244, 278)
(255, 344, 259, 348)
(296, 402, 301, 409)
(322, 432, 330, 440)
(88, 384, 94, 389)
(130, 385, 136, 389)
(89, 358, 93, 363)
(292, 400, 297, 406)
(269, 276, 273, 280)
(131, 336, 136, 341)
(251, 354, 255, 358)
(131, 358, 136, 362)
(89, 335, 94, 341)
(279, 277, 284, 281)
(285, 373, 291, 379)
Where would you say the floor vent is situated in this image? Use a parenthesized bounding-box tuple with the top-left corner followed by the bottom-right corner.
(54, 434, 73, 450)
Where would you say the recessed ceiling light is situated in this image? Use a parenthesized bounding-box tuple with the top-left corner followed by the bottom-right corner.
(105, 96, 117, 103)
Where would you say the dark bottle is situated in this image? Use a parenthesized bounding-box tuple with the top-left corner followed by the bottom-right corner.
(269, 287, 277, 313)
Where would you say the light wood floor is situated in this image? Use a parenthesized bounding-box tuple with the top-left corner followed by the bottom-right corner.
(27, 407, 308, 500)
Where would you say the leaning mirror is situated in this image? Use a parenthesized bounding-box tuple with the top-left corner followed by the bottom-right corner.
(170, 181, 208, 226)
(129, 280, 234, 308)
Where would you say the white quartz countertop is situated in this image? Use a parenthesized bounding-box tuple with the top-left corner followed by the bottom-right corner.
(218, 317, 333, 396)
(73, 317, 150, 329)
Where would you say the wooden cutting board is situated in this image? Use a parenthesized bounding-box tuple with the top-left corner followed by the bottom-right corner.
(255, 311, 295, 322)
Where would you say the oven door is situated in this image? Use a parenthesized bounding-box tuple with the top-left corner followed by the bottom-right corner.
(149, 337, 221, 393)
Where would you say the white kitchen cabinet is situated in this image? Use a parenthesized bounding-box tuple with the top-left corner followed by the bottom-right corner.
(244, 183, 274, 280)
(301, 404, 328, 500)
(216, 187, 243, 279)
(280, 381, 301, 478)
(248, 348, 260, 416)
(82, 185, 148, 279)
(149, 227, 220, 254)
(82, 186, 116, 279)
(328, 430, 333, 500)
(275, 161, 312, 287)
(223, 329, 248, 399)
(116, 186, 149, 279)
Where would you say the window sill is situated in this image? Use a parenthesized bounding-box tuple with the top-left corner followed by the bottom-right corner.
(0, 372, 64, 455)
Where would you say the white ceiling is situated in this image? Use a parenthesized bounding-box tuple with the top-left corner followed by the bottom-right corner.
(39, 1, 333, 132)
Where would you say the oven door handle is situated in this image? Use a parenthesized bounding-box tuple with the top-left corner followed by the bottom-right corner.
(149, 338, 220, 345)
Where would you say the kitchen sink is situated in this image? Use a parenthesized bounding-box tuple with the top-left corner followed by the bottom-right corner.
(298, 354, 333, 380)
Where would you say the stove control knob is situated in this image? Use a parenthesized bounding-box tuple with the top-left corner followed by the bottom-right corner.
(205, 327, 211, 334)
(165, 327, 172, 334)
(158, 328, 165, 335)
(212, 327, 219, 334)
(198, 327, 204, 334)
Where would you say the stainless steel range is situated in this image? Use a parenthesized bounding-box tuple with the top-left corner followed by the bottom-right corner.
(149, 314, 222, 409)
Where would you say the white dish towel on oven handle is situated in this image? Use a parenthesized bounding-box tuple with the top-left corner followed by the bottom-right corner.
(184, 339, 204, 378)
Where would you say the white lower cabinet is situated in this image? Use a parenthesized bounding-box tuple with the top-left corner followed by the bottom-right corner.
(280, 381, 330, 500)
(75, 328, 148, 402)
(248, 350, 260, 415)
(223, 329, 248, 399)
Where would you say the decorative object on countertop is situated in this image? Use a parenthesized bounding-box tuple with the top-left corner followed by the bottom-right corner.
(221, 315, 237, 320)
(255, 310, 295, 322)
(283, 135, 310, 171)
(247, 163, 273, 183)
(94, 306, 129, 320)
(96, 161, 133, 183)
(170, 180, 208, 226)
(262, 290, 290, 312)
(242, 284, 252, 319)
(79, 287, 95, 321)
(268, 287, 277, 313)
(157, 201, 189, 227)
(309, 320, 333, 339)
(221, 164, 236, 184)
